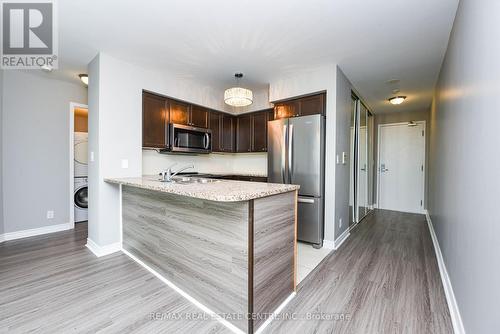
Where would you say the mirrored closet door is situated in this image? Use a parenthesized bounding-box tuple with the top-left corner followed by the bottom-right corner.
(349, 94, 374, 226)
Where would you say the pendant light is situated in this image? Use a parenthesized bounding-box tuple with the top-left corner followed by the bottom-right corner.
(224, 73, 253, 107)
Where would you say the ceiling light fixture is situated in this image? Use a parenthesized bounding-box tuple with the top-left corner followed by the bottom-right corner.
(224, 73, 253, 107)
(78, 74, 88, 85)
(388, 96, 406, 105)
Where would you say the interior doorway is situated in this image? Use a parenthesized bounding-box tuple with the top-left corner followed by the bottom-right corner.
(69, 103, 89, 228)
(377, 122, 426, 213)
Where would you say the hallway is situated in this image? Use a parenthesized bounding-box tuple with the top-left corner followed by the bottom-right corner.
(0, 210, 453, 333)
(267, 210, 453, 333)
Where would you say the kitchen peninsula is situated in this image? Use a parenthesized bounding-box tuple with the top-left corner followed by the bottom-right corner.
(105, 176, 299, 333)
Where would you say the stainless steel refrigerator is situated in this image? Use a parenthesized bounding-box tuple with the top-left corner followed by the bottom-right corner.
(268, 114, 325, 247)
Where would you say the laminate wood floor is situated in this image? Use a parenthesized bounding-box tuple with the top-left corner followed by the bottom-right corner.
(265, 210, 453, 334)
(0, 210, 453, 334)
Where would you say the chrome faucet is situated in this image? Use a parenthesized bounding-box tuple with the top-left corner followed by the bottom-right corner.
(160, 163, 194, 182)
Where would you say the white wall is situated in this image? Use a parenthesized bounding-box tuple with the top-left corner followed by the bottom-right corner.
(428, 0, 500, 332)
(2, 71, 87, 233)
(269, 64, 338, 244)
(143, 151, 267, 176)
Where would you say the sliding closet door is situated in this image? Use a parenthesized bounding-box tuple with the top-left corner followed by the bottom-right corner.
(350, 96, 374, 225)
(349, 96, 357, 226)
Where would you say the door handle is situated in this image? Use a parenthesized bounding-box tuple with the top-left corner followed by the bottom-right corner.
(288, 124, 294, 183)
(282, 125, 287, 184)
(203, 133, 210, 149)
(298, 198, 315, 204)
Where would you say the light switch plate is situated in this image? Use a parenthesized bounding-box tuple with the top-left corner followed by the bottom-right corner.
(90, 151, 95, 162)
(121, 159, 129, 169)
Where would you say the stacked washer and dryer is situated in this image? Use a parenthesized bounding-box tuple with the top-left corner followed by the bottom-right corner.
(74, 132, 88, 222)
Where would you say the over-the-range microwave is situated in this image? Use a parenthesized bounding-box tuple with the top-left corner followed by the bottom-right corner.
(169, 123, 212, 154)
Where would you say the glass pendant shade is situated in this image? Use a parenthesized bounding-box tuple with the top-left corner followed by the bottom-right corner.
(224, 87, 253, 107)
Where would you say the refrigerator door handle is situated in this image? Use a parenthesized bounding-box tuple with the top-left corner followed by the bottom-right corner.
(288, 124, 294, 183)
(282, 124, 287, 184)
(298, 197, 315, 204)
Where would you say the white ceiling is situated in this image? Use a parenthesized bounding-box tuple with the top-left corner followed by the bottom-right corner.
(58, 0, 458, 114)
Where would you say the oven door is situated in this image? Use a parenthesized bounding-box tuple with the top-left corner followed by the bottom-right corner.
(170, 124, 212, 153)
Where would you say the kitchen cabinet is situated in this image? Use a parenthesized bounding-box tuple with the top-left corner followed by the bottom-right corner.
(143, 92, 168, 149)
(168, 100, 209, 128)
(209, 111, 222, 152)
(273, 93, 325, 119)
(190, 105, 209, 128)
(252, 111, 269, 152)
(143, 91, 272, 153)
(169, 99, 190, 125)
(236, 114, 252, 152)
(221, 115, 236, 152)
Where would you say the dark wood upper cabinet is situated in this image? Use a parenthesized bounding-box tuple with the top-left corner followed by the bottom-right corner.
(236, 114, 252, 153)
(169, 99, 190, 125)
(252, 111, 269, 152)
(221, 115, 235, 152)
(273, 93, 325, 119)
(143, 92, 168, 149)
(190, 105, 209, 128)
(300, 94, 325, 116)
(143, 91, 275, 153)
(209, 111, 222, 152)
(274, 100, 299, 119)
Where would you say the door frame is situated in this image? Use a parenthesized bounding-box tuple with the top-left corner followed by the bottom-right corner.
(69, 102, 89, 228)
(376, 121, 426, 214)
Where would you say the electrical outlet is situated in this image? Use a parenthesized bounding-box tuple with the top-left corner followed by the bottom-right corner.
(339, 218, 342, 228)
(47, 210, 54, 219)
(121, 159, 129, 169)
(342, 152, 348, 165)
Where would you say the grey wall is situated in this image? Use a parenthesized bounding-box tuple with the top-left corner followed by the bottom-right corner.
(429, 0, 500, 332)
(373, 109, 430, 207)
(0, 70, 3, 235)
(2, 71, 87, 233)
(334, 67, 353, 240)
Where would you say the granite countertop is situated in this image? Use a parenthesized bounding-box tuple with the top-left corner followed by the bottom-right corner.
(105, 176, 299, 202)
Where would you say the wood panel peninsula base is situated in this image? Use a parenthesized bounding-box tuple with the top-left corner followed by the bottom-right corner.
(105, 177, 299, 333)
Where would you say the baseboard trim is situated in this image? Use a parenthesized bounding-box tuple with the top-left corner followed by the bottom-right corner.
(86, 238, 122, 257)
(0, 222, 72, 243)
(333, 229, 350, 250)
(322, 239, 335, 250)
(425, 210, 465, 334)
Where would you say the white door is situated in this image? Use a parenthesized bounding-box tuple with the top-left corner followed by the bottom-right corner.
(378, 123, 425, 213)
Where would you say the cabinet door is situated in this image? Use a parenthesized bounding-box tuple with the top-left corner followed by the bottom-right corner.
(209, 111, 222, 152)
(299, 94, 325, 116)
(221, 115, 235, 152)
(252, 111, 268, 152)
(143, 92, 168, 148)
(274, 100, 299, 119)
(236, 114, 252, 153)
(169, 99, 190, 125)
(190, 105, 209, 128)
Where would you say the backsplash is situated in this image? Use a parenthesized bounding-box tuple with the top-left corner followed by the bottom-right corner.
(142, 150, 267, 176)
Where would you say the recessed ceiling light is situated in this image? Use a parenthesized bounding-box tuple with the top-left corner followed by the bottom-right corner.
(388, 96, 406, 105)
(40, 64, 53, 72)
(78, 74, 88, 85)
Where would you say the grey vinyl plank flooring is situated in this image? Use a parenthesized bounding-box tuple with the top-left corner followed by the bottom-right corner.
(0, 209, 453, 334)
(0, 223, 230, 334)
(264, 209, 454, 334)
